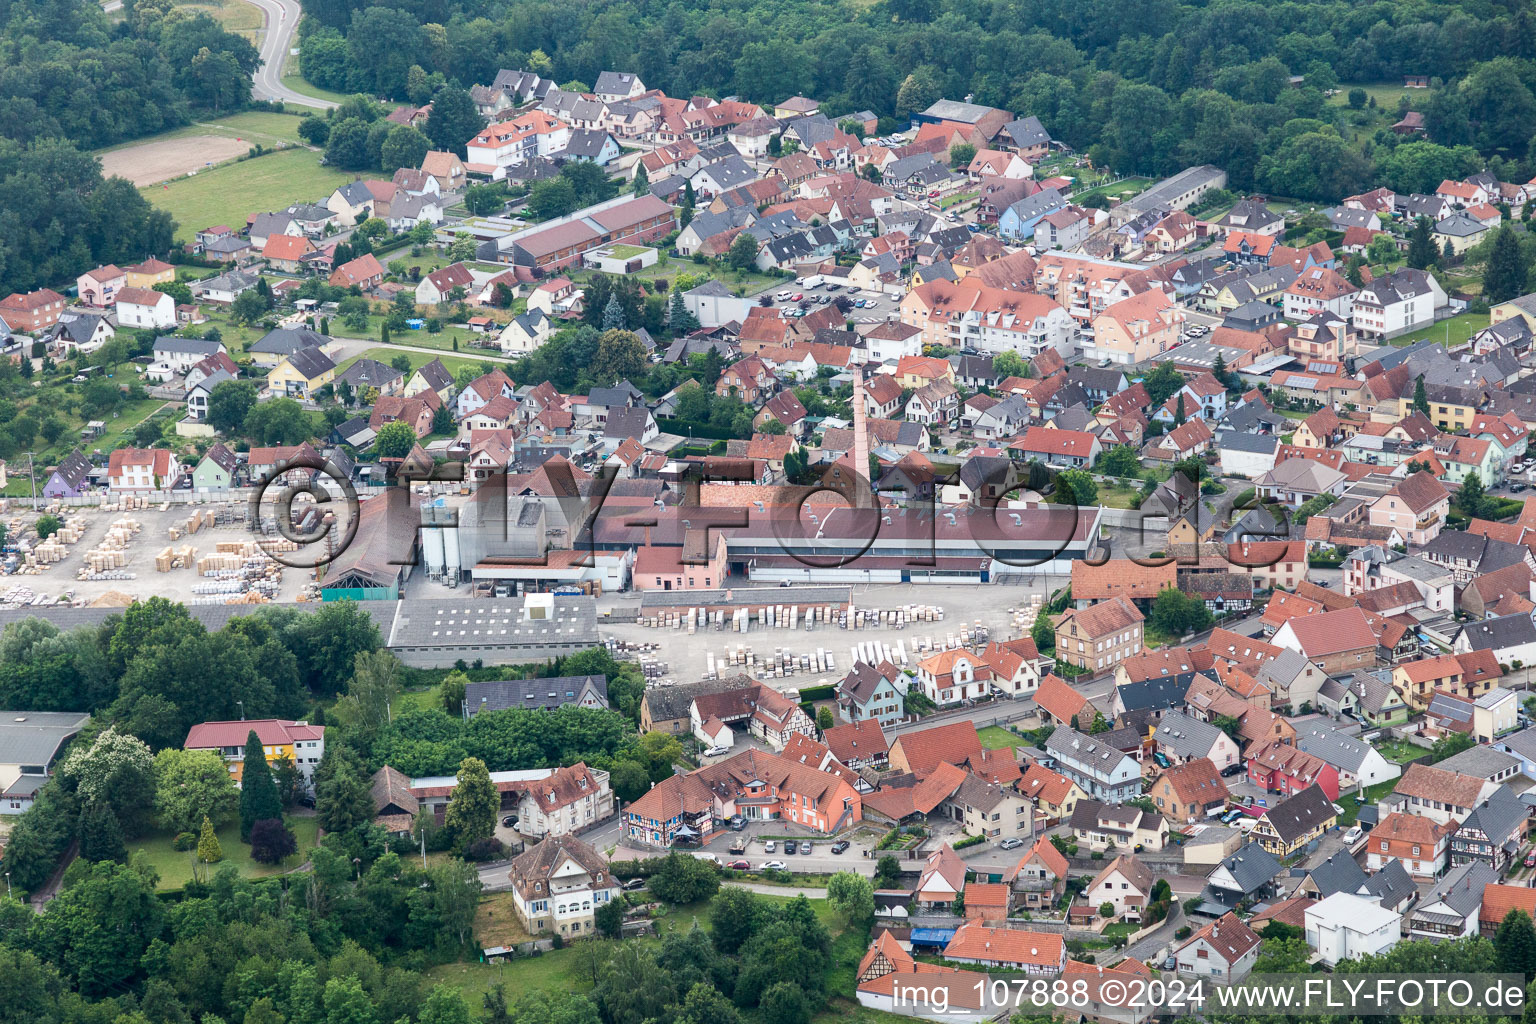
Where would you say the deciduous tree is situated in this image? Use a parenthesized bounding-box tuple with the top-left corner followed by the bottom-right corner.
(443, 756, 497, 850)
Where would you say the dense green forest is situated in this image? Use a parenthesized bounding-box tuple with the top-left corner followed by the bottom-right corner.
(0, 0, 260, 295)
(299, 0, 1536, 199)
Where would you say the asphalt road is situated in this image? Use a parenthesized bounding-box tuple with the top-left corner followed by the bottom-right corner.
(249, 0, 335, 109)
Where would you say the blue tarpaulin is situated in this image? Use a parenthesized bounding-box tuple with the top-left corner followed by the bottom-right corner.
(909, 928, 957, 949)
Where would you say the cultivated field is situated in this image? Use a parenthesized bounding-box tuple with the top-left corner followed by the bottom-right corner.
(143, 148, 356, 240)
(102, 134, 253, 187)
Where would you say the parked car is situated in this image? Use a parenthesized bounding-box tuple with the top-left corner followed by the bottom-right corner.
(1219, 762, 1246, 777)
(801, 842, 813, 855)
(791, 293, 802, 302)
(998, 837, 1024, 850)
(784, 840, 798, 854)
(775, 291, 792, 301)
(764, 840, 776, 853)
(1525, 851, 1536, 869)
(728, 816, 746, 831)
(704, 745, 729, 757)
(501, 815, 518, 828)
(831, 840, 851, 854)
(1344, 825, 1363, 844)
(727, 859, 751, 870)
(623, 877, 647, 890)
(762, 860, 787, 870)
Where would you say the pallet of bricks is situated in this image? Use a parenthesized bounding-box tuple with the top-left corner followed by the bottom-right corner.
(102, 495, 152, 513)
(196, 540, 294, 598)
(167, 509, 218, 543)
(79, 517, 141, 579)
(154, 545, 198, 572)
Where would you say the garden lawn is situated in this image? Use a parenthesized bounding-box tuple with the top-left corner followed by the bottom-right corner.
(324, 313, 502, 356)
(1096, 482, 1141, 509)
(976, 726, 1022, 750)
(568, 255, 780, 297)
(128, 816, 320, 890)
(145, 149, 356, 242)
(1072, 177, 1152, 204)
(334, 348, 492, 378)
(1388, 312, 1484, 348)
(1374, 740, 1429, 763)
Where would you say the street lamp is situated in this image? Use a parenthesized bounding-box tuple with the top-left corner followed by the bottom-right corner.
(5, 871, 10, 898)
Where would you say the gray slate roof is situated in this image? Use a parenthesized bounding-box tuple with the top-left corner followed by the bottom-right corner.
(464, 674, 608, 714)
(1295, 725, 1376, 775)
(1212, 841, 1282, 895)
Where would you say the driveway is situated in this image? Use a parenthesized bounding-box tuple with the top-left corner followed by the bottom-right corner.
(1121, 903, 1184, 966)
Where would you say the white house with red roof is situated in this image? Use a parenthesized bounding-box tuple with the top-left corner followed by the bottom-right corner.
(1011, 426, 1101, 468)
(115, 286, 176, 330)
(915, 649, 995, 706)
(107, 448, 182, 493)
(1175, 912, 1260, 982)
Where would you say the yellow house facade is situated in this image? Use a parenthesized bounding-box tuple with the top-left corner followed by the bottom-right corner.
(1489, 295, 1536, 333)
(124, 259, 176, 289)
(183, 718, 327, 786)
(266, 349, 336, 399)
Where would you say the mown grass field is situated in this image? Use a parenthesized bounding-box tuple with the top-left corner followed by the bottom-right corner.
(165, 0, 264, 42)
(128, 815, 320, 890)
(144, 148, 355, 241)
(95, 111, 310, 156)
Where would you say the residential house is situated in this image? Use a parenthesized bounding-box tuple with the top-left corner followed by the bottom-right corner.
(506, 834, 620, 937)
(1353, 269, 1447, 340)
(183, 718, 325, 784)
(1149, 758, 1230, 823)
(1085, 854, 1155, 920)
(1366, 811, 1454, 879)
(1052, 596, 1144, 673)
(107, 448, 182, 493)
(837, 661, 906, 730)
(1013, 426, 1102, 468)
(943, 923, 1066, 974)
(115, 287, 176, 330)
(1450, 785, 1527, 871)
(266, 347, 337, 399)
(329, 253, 385, 290)
(77, 265, 126, 307)
(1250, 783, 1337, 857)
(192, 443, 237, 492)
(0, 288, 66, 332)
(1045, 728, 1142, 803)
(1087, 290, 1184, 366)
(1068, 799, 1170, 852)
(1175, 914, 1261, 983)
(1369, 471, 1450, 547)
(1306, 892, 1400, 966)
(1409, 861, 1500, 941)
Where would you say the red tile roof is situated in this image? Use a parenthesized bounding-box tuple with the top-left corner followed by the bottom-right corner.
(185, 718, 323, 748)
